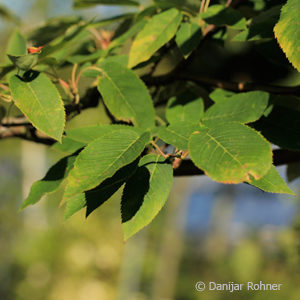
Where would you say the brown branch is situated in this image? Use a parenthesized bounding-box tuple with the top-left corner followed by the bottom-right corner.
(174, 149, 300, 177)
(143, 73, 300, 95)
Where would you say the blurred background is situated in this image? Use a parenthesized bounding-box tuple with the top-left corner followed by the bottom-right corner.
(0, 0, 300, 299)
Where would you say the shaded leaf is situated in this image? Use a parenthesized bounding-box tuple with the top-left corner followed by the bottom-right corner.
(8, 53, 39, 71)
(274, 0, 300, 72)
(74, 0, 139, 8)
(63, 129, 150, 199)
(166, 91, 204, 124)
(9, 71, 65, 142)
(203, 91, 269, 126)
(200, 5, 247, 30)
(128, 8, 182, 68)
(175, 22, 202, 58)
(97, 61, 155, 130)
(253, 105, 300, 150)
(209, 88, 235, 102)
(21, 153, 77, 209)
(122, 154, 173, 240)
(249, 165, 295, 195)
(287, 162, 300, 183)
(64, 159, 139, 219)
(233, 6, 281, 42)
(189, 122, 272, 183)
(158, 122, 200, 150)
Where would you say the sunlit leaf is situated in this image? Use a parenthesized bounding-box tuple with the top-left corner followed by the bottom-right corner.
(128, 8, 182, 68)
(249, 165, 294, 195)
(97, 61, 155, 130)
(189, 122, 272, 183)
(274, 0, 300, 72)
(9, 71, 65, 142)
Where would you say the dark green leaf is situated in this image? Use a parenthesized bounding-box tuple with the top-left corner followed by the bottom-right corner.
(122, 154, 173, 240)
(287, 162, 300, 183)
(21, 154, 77, 209)
(64, 159, 139, 219)
(175, 22, 202, 58)
(63, 129, 150, 200)
(253, 105, 300, 150)
(200, 5, 247, 30)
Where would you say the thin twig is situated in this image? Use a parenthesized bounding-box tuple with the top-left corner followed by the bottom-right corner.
(151, 141, 169, 158)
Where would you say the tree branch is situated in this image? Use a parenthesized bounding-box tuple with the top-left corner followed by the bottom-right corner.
(174, 149, 300, 177)
(143, 73, 300, 95)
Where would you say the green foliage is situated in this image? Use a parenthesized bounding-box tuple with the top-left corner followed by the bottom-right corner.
(249, 165, 295, 195)
(202, 91, 269, 126)
(175, 22, 202, 58)
(121, 154, 173, 240)
(128, 8, 182, 68)
(1, 0, 299, 239)
(63, 129, 150, 200)
(9, 72, 65, 141)
(189, 122, 272, 183)
(97, 61, 155, 130)
(274, 0, 300, 72)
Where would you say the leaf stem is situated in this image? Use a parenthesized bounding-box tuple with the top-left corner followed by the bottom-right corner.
(151, 141, 169, 158)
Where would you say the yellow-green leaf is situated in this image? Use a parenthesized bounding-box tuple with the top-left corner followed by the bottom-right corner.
(128, 8, 182, 68)
(274, 0, 300, 72)
(189, 122, 272, 183)
(9, 71, 65, 142)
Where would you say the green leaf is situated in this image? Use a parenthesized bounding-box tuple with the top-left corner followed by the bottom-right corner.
(287, 161, 300, 183)
(209, 88, 235, 102)
(64, 159, 139, 220)
(154, 0, 200, 14)
(200, 5, 247, 30)
(97, 61, 155, 130)
(122, 154, 173, 240)
(9, 71, 65, 142)
(248, 165, 295, 195)
(202, 91, 269, 126)
(8, 54, 39, 71)
(67, 50, 107, 64)
(52, 125, 143, 153)
(189, 122, 272, 183)
(63, 129, 150, 200)
(74, 0, 139, 8)
(20, 153, 77, 209)
(274, 0, 300, 72)
(233, 6, 281, 42)
(6, 29, 27, 57)
(128, 8, 182, 68)
(109, 19, 147, 49)
(166, 91, 204, 124)
(253, 105, 300, 150)
(175, 22, 202, 58)
(158, 122, 200, 150)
